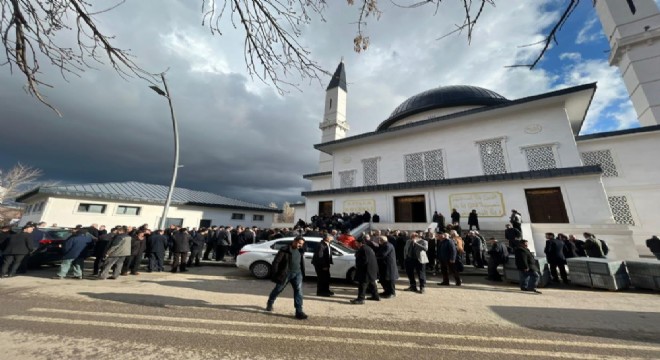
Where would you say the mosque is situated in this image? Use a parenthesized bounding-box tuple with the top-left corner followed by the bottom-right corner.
(297, 0, 660, 258)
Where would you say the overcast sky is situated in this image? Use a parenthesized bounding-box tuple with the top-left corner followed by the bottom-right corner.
(0, 0, 647, 207)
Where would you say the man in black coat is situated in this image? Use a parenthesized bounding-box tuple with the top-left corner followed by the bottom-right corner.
(147, 229, 168, 272)
(377, 236, 398, 298)
(187, 228, 207, 267)
(171, 228, 191, 273)
(468, 210, 480, 231)
(1, 224, 35, 277)
(436, 232, 461, 286)
(92, 227, 116, 275)
(646, 235, 660, 260)
(203, 226, 217, 260)
(450, 209, 460, 226)
(504, 224, 522, 252)
(543, 232, 568, 284)
(486, 238, 508, 282)
(124, 230, 147, 275)
(515, 240, 541, 294)
(266, 236, 307, 320)
(311, 233, 334, 296)
(350, 237, 379, 304)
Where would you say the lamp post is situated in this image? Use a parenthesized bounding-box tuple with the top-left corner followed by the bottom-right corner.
(150, 73, 180, 230)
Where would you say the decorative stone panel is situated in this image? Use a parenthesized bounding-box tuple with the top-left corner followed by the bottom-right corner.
(581, 150, 618, 177)
(524, 146, 557, 171)
(405, 153, 424, 182)
(423, 149, 445, 180)
(478, 139, 507, 175)
(362, 158, 378, 186)
(339, 170, 356, 188)
(608, 195, 635, 225)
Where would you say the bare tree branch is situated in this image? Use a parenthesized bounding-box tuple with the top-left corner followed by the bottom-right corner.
(0, 162, 43, 201)
(0, 0, 157, 116)
(509, 0, 580, 69)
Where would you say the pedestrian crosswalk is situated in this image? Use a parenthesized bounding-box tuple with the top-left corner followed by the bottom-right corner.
(2, 308, 660, 359)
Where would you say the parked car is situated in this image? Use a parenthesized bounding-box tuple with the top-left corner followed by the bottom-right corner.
(236, 237, 357, 281)
(14, 227, 75, 267)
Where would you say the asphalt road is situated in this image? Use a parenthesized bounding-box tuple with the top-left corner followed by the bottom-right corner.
(1, 264, 659, 359)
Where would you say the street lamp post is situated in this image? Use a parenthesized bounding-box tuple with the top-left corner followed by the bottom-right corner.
(150, 73, 180, 230)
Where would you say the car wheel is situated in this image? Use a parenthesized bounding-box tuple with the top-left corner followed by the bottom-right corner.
(250, 261, 272, 279)
(346, 268, 357, 284)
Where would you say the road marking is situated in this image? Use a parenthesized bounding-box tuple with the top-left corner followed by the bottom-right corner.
(17, 308, 660, 353)
(3, 315, 654, 360)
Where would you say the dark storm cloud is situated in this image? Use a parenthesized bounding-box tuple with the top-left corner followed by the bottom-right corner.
(0, 0, 322, 206)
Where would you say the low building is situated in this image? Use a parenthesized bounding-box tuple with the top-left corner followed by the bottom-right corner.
(16, 181, 280, 229)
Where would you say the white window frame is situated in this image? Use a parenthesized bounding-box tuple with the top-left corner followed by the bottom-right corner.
(231, 213, 245, 220)
(253, 214, 265, 221)
(77, 203, 107, 214)
(116, 205, 141, 216)
(361, 157, 380, 186)
(475, 136, 510, 175)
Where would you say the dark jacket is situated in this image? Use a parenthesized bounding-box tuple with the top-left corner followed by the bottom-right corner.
(62, 233, 94, 260)
(271, 246, 305, 284)
(190, 233, 206, 250)
(584, 238, 604, 258)
(355, 244, 378, 283)
(147, 234, 168, 253)
(311, 240, 333, 268)
(172, 231, 191, 253)
(544, 238, 567, 264)
(4, 232, 34, 255)
(488, 241, 509, 265)
(437, 238, 457, 263)
(0, 231, 13, 251)
(514, 246, 538, 272)
(451, 211, 460, 224)
(131, 237, 147, 256)
(94, 233, 113, 258)
(217, 229, 231, 246)
(468, 212, 479, 226)
(563, 239, 578, 258)
(647, 236, 660, 253)
(376, 242, 399, 281)
(504, 227, 522, 241)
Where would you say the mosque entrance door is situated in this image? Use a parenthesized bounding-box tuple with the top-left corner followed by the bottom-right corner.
(525, 187, 569, 223)
(394, 195, 427, 223)
(318, 201, 333, 217)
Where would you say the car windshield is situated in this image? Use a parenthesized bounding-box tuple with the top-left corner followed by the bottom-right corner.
(46, 229, 72, 240)
(331, 240, 355, 254)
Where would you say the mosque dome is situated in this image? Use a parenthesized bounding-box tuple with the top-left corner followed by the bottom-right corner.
(377, 85, 509, 131)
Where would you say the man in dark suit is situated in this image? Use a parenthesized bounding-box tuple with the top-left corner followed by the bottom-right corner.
(203, 226, 217, 260)
(312, 233, 334, 296)
(147, 229, 167, 272)
(515, 240, 542, 294)
(350, 237, 380, 304)
(1, 224, 34, 277)
(171, 228, 191, 273)
(544, 232, 569, 284)
(216, 226, 232, 261)
(377, 235, 398, 298)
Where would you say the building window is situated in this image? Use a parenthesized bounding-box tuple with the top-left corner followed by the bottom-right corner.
(581, 150, 618, 177)
(253, 214, 264, 221)
(26, 204, 33, 214)
(362, 158, 379, 186)
(608, 196, 635, 225)
(38, 201, 45, 212)
(231, 213, 245, 220)
(77, 203, 106, 214)
(405, 149, 445, 182)
(477, 138, 507, 175)
(524, 145, 557, 171)
(339, 170, 356, 188)
(117, 205, 141, 215)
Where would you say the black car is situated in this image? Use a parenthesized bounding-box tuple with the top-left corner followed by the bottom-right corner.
(21, 227, 74, 267)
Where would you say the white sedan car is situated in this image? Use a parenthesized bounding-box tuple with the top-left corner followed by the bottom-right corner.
(236, 237, 357, 281)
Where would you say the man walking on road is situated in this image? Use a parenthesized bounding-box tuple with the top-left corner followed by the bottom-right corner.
(350, 237, 380, 304)
(266, 236, 308, 320)
(312, 233, 334, 296)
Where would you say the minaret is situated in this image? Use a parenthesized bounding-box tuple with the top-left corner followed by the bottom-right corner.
(596, 0, 660, 126)
(319, 61, 349, 172)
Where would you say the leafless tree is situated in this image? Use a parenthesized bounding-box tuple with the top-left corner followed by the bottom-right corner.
(0, 162, 46, 202)
(1, 0, 584, 115)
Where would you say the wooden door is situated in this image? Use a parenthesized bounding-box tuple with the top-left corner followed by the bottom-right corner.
(318, 201, 333, 217)
(394, 195, 426, 223)
(525, 187, 569, 223)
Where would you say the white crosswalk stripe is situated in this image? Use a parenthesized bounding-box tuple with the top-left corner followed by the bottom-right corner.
(1, 308, 659, 360)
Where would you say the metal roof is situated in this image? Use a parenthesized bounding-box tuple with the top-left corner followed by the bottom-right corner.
(16, 181, 280, 213)
(576, 124, 660, 141)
